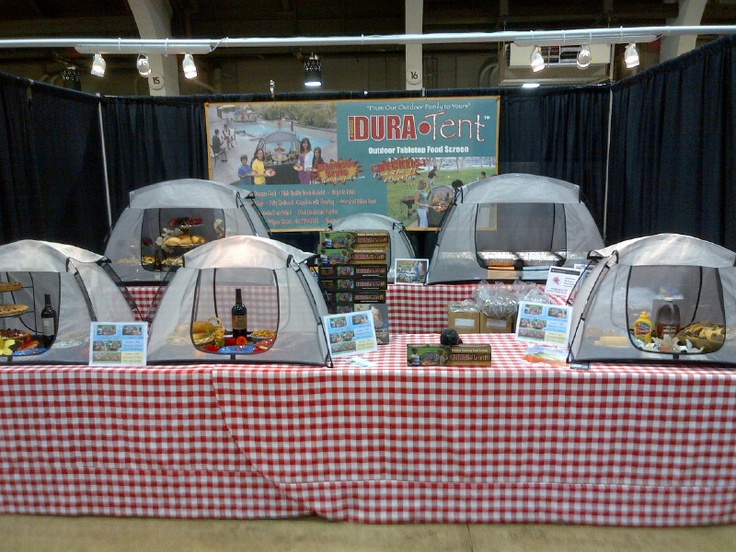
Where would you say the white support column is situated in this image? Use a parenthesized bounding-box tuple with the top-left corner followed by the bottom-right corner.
(127, 0, 180, 96)
(660, 0, 707, 61)
(405, 0, 423, 90)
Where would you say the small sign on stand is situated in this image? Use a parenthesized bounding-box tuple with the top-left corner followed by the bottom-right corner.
(323, 311, 378, 358)
(515, 301, 573, 366)
(89, 322, 148, 366)
(394, 258, 429, 284)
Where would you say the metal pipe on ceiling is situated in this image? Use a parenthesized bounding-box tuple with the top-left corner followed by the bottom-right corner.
(0, 25, 732, 55)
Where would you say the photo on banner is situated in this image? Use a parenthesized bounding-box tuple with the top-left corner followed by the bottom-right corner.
(204, 97, 500, 232)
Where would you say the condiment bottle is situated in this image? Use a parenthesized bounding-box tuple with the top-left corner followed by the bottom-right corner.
(655, 300, 681, 339)
(633, 311, 653, 344)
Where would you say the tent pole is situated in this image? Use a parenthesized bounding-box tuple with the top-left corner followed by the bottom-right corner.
(602, 76, 614, 244)
(96, 94, 113, 230)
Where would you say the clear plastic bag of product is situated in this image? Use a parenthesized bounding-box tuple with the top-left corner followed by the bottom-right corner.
(472, 281, 518, 320)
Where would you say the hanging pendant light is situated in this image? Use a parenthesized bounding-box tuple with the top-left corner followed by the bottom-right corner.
(136, 54, 152, 77)
(624, 43, 640, 68)
(576, 45, 592, 69)
(530, 46, 545, 73)
(182, 53, 197, 79)
(90, 53, 106, 77)
(304, 53, 322, 88)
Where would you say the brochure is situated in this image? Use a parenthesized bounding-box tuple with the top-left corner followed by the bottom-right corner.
(324, 310, 378, 358)
(515, 301, 573, 347)
(89, 322, 148, 366)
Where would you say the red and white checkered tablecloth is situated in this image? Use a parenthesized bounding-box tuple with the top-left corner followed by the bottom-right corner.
(4, 333, 736, 525)
(386, 283, 565, 333)
(386, 283, 479, 334)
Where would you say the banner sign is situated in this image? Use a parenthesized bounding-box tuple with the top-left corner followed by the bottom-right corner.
(206, 97, 499, 231)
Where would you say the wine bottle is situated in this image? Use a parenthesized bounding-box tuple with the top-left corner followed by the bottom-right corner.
(231, 288, 248, 339)
(41, 293, 57, 348)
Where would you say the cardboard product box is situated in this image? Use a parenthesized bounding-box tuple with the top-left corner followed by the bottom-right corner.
(319, 230, 390, 250)
(318, 264, 388, 279)
(406, 344, 451, 366)
(349, 249, 388, 265)
(353, 278, 387, 290)
(317, 248, 352, 265)
(333, 291, 387, 305)
(448, 344, 492, 366)
(479, 312, 515, 333)
(352, 230, 390, 248)
(447, 303, 480, 334)
(406, 343, 492, 366)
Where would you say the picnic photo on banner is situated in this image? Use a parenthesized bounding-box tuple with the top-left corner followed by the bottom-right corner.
(205, 97, 499, 232)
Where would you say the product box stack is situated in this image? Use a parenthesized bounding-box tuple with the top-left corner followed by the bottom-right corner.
(317, 230, 390, 344)
(447, 301, 516, 334)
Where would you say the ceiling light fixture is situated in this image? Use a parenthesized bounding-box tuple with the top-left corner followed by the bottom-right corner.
(304, 53, 322, 88)
(182, 53, 197, 79)
(624, 43, 640, 68)
(90, 53, 106, 77)
(576, 45, 592, 69)
(530, 46, 545, 73)
(136, 54, 152, 77)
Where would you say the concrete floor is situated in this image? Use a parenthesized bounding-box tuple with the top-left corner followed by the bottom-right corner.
(1, 515, 735, 552)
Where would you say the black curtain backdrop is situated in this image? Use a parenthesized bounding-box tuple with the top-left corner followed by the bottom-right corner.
(608, 34, 736, 247)
(31, 84, 108, 251)
(102, 96, 209, 228)
(0, 74, 40, 244)
(0, 76, 109, 250)
(0, 35, 734, 254)
(496, 86, 611, 232)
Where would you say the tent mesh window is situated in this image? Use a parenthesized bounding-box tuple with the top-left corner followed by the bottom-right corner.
(190, 267, 280, 354)
(474, 203, 567, 269)
(0, 271, 61, 357)
(625, 265, 726, 354)
(141, 208, 226, 271)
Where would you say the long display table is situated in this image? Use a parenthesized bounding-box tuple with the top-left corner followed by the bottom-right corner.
(2, 333, 736, 525)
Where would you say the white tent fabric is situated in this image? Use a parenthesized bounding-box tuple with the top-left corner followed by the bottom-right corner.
(569, 233, 736, 366)
(427, 173, 604, 284)
(147, 236, 330, 365)
(0, 240, 136, 364)
(105, 178, 270, 282)
(330, 213, 415, 281)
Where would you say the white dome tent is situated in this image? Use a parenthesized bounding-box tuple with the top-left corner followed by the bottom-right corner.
(0, 240, 136, 364)
(426, 173, 604, 284)
(104, 178, 270, 282)
(147, 235, 330, 366)
(569, 233, 736, 366)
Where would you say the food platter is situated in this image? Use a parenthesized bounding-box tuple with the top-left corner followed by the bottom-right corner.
(0, 281, 23, 293)
(53, 333, 88, 349)
(217, 344, 257, 354)
(0, 303, 29, 317)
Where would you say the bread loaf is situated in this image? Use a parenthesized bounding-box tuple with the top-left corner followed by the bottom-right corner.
(192, 320, 215, 333)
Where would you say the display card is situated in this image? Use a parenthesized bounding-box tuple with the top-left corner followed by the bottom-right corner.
(394, 258, 429, 284)
(515, 301, 572, 347)
(89, 322, 148, 366)
(323, 310, 378, 358)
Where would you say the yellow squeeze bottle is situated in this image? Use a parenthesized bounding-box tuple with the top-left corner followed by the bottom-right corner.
(633, 311, 654, 344)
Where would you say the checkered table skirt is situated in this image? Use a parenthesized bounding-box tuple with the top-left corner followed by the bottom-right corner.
(3, 333, 736, 524)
